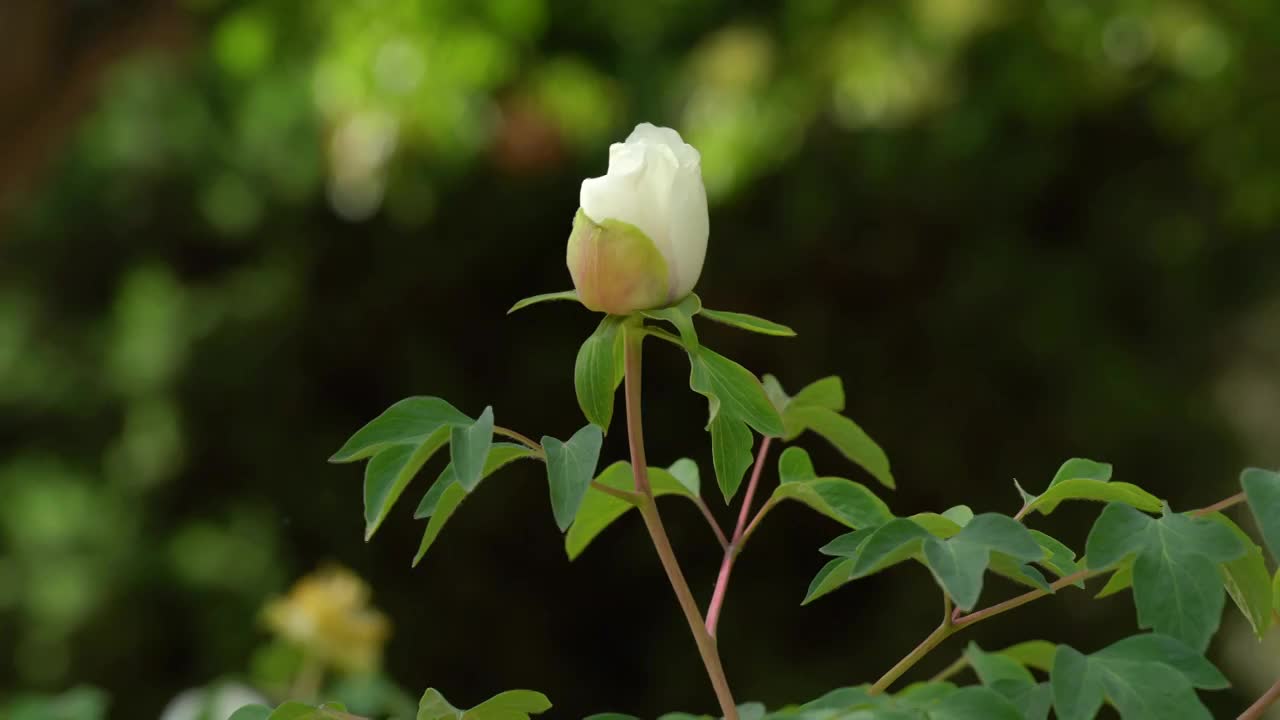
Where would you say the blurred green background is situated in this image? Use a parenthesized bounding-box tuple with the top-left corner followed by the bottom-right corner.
(2, 0, 1280, 717)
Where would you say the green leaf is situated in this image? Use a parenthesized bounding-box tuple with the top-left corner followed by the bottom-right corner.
(1208, 512, 1275, 638)
(768, 477, 893, 529)
(921, 514, 1044, 610)
(849, 519, 932, 577)
(418, 688, 551, 720)
(966, 644, 1036, 687)
(802, 556, 856, 605)
(1050, 458, 1113, 487)
(697, 307, 796, 337)
(785, 405, 894, 489)
(364, 426, 451, 540)
(691, 347, 785, 438)
(778, 446, 818, 483)
(229, 708, 273, 720)
(574, 315, 626, 432)
(415, 444, 538, 519)
(1242, 467, 1280, 560)
(942, 505, 975, 527)
(666, 458, 701, 495)
(708, 412, 755, 502)
(1029, 530, 1082, 582)
(792, 376, 845, 412)
(543, 424, 604, 531)
(910, 513, 965, 539)
(898, 686, 1024, 720)
(1092, 634, 1228, 689)
(998, 640, 1058, 673)
(1050, 636, 1218, 720)
(1096, 561, 1133, 598)
(565, 462, 699, 560)
(507, 289, 580, 314)
(1025, 479, 1162, 516)
(331, 396, 471, 462)
(1086, 503, 1246, 650)
(450, 407, 494, 492)
(641, 295, 702, 349)
(266, 703, 351, 719)
(414, 482, 467, 566)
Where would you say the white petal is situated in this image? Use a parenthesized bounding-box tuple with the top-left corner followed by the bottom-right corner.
(665, 163, 709, 297)
(627, 122, 700, 167)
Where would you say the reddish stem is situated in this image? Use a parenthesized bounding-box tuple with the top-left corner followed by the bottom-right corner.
(705, 437, 773, 637)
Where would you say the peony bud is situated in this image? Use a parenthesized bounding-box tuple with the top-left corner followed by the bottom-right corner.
(568, 123, 709, 315)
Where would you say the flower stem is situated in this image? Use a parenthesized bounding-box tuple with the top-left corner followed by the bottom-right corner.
(623, 328, 739, 720)
(1240, 677, 1280, 720)
(493, 425, 545, 457)
(705, 437, 773, 637)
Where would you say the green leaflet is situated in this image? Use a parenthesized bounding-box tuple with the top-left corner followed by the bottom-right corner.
(1207, 512, 1275, 638)
(574, 315, 626, 432)
(698, 307, 796, 337)
(411, 443, 539, 566)
(920, 514, 1044, 610)
(1018, 457, 1160, 516)
(507, 289, 580, 314)
(417, 688, 551, 720)
(565, 461, 701, 560)
(1242, 467, 1280, 560)
(1085, 503, 1246, 650)
(449, 407, 494, 492)
(762, 374, 894, 490)
(767, 447, 892, 529)
(543, 424, 605, 531)
(1050, 634, 1224, 720)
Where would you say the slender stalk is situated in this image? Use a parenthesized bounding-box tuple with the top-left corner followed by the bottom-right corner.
(289, 653, 324, 702)
(869, 597, 953, 695)
(1240, 677, 1280, 720)
(493, 425, 544, 456)
(591, 480, 643, 504)
(696, 498, 731, 550)
(705, 437, 773, 637)
(623, 328, 739, 720)
(1194, 491, 1246, 516)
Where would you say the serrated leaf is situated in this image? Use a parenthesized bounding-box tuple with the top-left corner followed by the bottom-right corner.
(574, 315, 626, 432)
(364, 426, 451, 539)
(331, 396, 472, 463)
(565, 463, 698, 560)
(1085, 503, 1246, 650)
(1208, 512, 1274, 638)
(785, 405, 894, 489)
(543, 424, 604, 531)
(1242, 467, 1280, 560)
(418, 688, 551, 720)
(697, 307, 796, 336)
(1049, 458, 1112, 487)
(1050, 637, 1217, 720)
(921, 514, 1044, 610)
(415, 444, 538, 519)
(1025, 478, 1162, 516)
(450, 407, 494, 492)
(507, 289, 579, 314)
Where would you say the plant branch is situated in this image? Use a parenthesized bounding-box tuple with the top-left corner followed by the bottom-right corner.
(705, 437, 774, 636)
(870, 489, 1248, 694)
(623, 327, 739, 720)
(591, 481, 642, 504)
(869, 596, 954, 695)
(1240, 676, 1280, 720)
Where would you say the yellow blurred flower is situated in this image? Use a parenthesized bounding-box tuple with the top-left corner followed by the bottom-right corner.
(262, 565, 391, 674)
